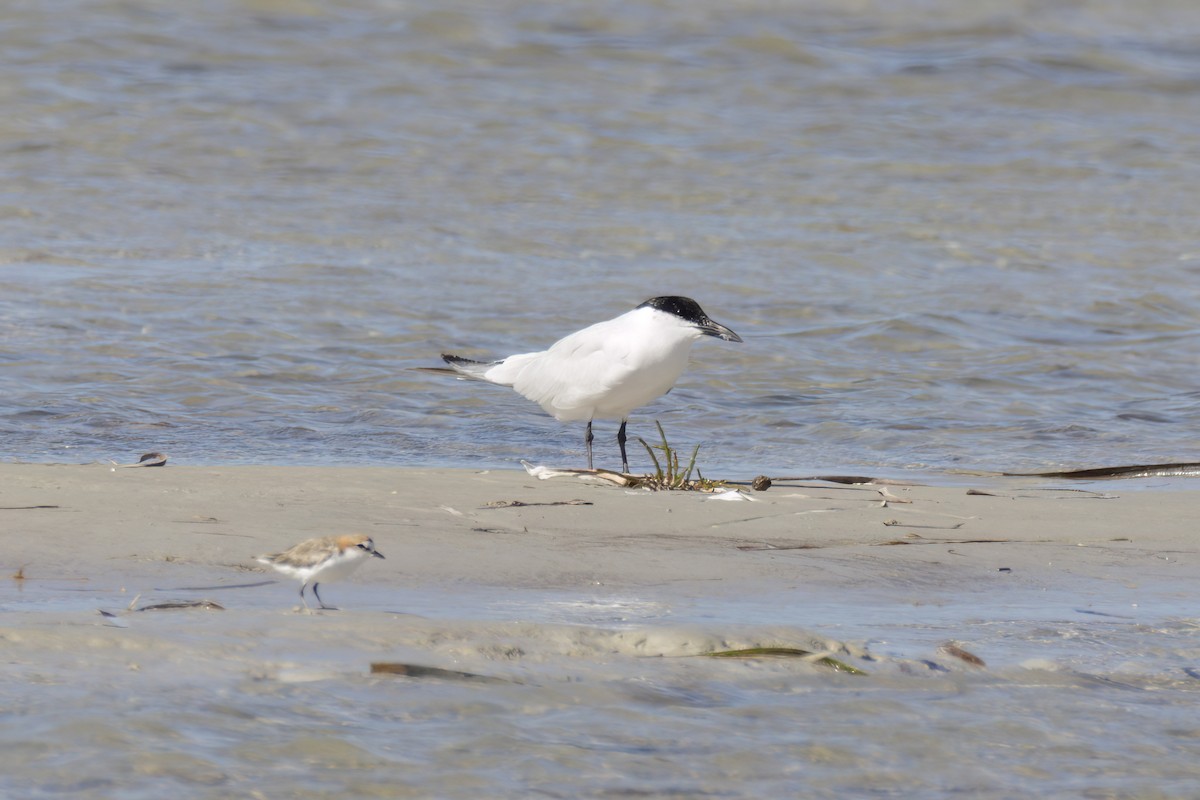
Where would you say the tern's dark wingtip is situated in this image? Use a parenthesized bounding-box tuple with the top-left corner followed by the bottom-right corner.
(442, 354, 489, 366)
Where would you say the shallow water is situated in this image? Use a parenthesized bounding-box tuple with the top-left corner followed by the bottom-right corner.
(4, 572, 1200, 799)
(3, 0, 1200, 476)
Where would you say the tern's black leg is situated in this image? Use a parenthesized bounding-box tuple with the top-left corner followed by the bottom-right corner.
(585, 420, 594, 470)
(312, 583, 336, 610)
(617, 420, 629, 474)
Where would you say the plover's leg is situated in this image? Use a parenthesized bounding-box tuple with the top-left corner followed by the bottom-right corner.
(585, 420, 594, 470)
(299, 582, 311, 610)
(312, 583, 337, 611)
(617, 420, 629, 474)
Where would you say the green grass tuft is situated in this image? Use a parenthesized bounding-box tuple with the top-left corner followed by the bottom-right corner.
(632, 421, 727, 492)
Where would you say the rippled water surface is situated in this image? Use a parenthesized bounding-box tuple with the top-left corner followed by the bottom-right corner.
(4, 571, 1200, 800)
(3, 0, 1199, 475)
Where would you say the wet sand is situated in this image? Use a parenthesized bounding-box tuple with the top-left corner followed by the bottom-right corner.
(2, 461, 1196, 674)
(1, 462, 1194, 604)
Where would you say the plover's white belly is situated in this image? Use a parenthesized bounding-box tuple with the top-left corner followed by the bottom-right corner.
(307, 553, 367, 583)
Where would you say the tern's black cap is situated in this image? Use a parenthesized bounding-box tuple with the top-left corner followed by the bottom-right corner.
(637, 296, 709, 324)
(637, 296, 743, 342)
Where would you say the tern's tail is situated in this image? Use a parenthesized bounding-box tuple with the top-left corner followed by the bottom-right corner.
(441, 354, 499, 380)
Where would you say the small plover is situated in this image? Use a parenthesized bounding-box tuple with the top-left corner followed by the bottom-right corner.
(255, 533, 385, 610)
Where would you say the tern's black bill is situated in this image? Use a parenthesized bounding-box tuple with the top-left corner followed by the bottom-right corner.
(699, 319, 743, 343)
